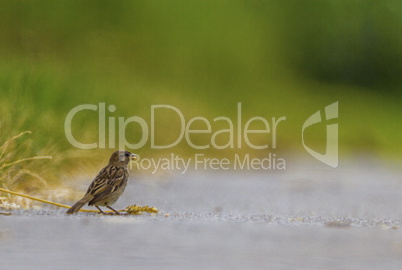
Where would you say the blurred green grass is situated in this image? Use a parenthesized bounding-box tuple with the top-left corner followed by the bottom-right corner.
(0, 1, 401, 187)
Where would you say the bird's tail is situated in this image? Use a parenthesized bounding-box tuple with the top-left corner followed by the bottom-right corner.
(66, 195, 93, 214)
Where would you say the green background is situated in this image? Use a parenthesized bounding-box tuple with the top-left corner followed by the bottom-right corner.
(0, 1, 401, 186)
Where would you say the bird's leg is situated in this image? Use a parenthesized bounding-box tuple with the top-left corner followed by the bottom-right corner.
(95, 206, 106, 214)
(106, 206, 121, 215)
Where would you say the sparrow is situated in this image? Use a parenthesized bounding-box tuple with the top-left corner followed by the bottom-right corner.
(66, 151, 138, 215)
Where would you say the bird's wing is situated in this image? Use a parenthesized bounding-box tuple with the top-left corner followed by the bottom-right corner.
(86, 165, 128, 203)
(86, 165, 123, 196)
(106, 167, 128, 193)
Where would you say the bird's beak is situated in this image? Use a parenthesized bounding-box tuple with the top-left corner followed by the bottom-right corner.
(130, 154, 139, 161)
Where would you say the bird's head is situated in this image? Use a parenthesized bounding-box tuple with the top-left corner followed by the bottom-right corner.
(108, 151, 138, 166)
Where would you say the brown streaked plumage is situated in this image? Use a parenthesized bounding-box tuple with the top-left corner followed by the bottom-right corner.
(66, 151, 138, 215)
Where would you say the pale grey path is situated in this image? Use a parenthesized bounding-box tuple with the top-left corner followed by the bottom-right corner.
(1, 160, 402, 270)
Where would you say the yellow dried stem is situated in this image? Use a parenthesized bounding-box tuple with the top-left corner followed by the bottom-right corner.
(0, 187, 158, 215)
(0, 156, 53, 170)
(0, 131, 32, 160)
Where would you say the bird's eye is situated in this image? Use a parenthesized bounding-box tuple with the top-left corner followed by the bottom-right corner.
(125, 153, 130, 157)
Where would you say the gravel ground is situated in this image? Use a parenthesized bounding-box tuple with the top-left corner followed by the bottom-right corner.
(1, 160, 402, 269)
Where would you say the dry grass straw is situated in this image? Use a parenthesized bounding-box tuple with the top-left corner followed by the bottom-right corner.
(0, 131, 52, 191)
(0, 187, 158, 215)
